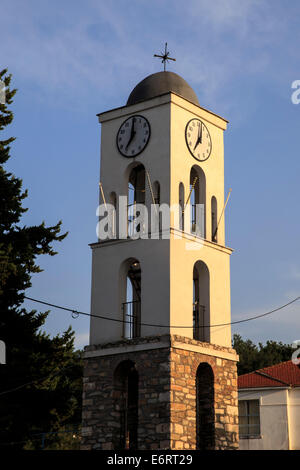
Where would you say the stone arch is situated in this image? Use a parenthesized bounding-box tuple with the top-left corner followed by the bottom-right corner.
(191, 355, 216, 377)
(196, 362, 215, 450)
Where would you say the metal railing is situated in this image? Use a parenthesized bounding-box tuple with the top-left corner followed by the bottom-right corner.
(193, 304, 205, 341)
(122, 301, 141, 339)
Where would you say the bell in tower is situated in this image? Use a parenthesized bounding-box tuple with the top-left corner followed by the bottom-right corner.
(81, 62, 239, 450)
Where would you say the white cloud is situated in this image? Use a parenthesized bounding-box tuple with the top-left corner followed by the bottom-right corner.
(0, 1, 149, 109)
(0, 0, 289, 116)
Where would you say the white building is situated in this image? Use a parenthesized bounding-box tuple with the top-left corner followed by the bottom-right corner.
(238, 360, 300, 450)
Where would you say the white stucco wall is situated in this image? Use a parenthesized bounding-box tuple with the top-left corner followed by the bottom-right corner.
(90, 95, 171, 344)
(90, 238, 170, 344)
(90, 93, 232, 347)
(288, 388, 300, 450)
(239, 388, 291, 450)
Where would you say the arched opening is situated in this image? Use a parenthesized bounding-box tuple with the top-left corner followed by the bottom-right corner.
(196, 363, 215, 450)
(152, 181, 162, 233)
(193, 261, 210, 342)
(153, 181, 160, 205)
(123, 259, 141, 339)
(128, 164, 145, 237)
(113, 360, 139, 450)
(211, 196, 217, 243)
(109, 191, 117, 238)
(179, 182, 185, 231)
(190, 166, 206, 237)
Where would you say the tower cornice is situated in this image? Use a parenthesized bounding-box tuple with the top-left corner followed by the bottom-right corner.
(97, 91, 228, 130)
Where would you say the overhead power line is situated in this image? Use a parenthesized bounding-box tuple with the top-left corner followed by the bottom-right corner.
(2, 295, 299, 399)
(24, 295, 300, 329)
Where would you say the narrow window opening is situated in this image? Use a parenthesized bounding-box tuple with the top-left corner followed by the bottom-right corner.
(211, 196, 217, 243)
(123, 260, 141, 339)
(193, 269, 205, 341)
(193, 261, 210, 342)
(153, 181, 161, 233)
(128, 165, 145, 237)
(190, 166, 206, 237)
(110, 191, 117, 238)
(179, 183, 185, 231)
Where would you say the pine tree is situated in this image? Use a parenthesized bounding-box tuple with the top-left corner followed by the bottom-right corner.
(0, 69, 82, 449)
(233, 334, 294, 375)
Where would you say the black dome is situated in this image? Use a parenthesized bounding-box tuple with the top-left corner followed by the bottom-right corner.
(127, 71, 199, 106)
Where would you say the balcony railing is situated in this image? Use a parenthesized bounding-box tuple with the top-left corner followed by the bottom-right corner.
(193, 304, 205, 341)
(122, 301, 141, 339)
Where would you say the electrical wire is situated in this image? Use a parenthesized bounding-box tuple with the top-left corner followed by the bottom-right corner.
(24, 295, 300, 329)
(1, 295, 298, 399)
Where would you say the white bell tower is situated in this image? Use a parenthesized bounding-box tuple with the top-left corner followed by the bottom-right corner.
(90, 71, 232, 347)
(82, 70, 239, 451)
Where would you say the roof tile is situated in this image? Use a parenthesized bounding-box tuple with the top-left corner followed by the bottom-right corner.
(238, 360, 300, 389)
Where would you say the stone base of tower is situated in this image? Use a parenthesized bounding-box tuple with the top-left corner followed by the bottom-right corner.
(81, 335, 239, 450)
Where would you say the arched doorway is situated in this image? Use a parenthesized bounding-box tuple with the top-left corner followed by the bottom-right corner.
(113, 360, 139, 449)
(196, 363, 215, 450)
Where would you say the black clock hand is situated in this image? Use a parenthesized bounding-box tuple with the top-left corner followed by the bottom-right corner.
(193, 123, 203, 151)
(126, 118, 136, 150)
(193, 127, 200, 151)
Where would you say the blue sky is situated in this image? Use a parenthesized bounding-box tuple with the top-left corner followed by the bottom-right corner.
(1, 0, 300, 349)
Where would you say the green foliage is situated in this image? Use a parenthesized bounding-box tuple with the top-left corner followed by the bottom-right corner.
(23, 425, 82, 450)
(0, 69, 82, 450)
(233, 334, 294, 375)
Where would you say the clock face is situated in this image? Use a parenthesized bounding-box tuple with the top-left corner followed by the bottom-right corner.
(117, 115, 150, 158)
(185, 118, 212, 162)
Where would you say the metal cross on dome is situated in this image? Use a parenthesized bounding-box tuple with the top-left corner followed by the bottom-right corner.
(154, 43, 176, 72)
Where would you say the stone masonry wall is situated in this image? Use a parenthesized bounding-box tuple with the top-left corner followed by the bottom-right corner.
(81, 335, 238, 450)
(81, 336, 171, 450)
(170, 336, 239, 450)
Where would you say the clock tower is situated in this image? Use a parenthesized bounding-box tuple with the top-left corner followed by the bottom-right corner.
(81, 71, 239, 450)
